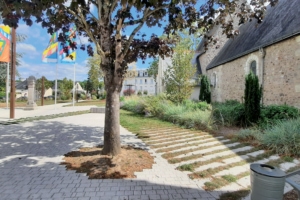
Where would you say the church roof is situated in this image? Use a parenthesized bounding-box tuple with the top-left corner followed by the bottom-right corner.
(206, 0, 300, 70)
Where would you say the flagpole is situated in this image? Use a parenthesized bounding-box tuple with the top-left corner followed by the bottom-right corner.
(72, 63, 75, 106)
(55, 63, 57, 108)
(6, 62, 9, 109)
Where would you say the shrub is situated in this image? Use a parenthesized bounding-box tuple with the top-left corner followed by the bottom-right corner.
(143, 90, 148, 95)
(122, 94, 213, 130)
(99, 91, 106, 100)
(199, 75, 211, 103)
(120, 96, 125, 102)
(235, 129, 262, 143)
(260, 118, 300, 157)
(213, 100, 245, 126)
(183, 100, 210, 111)
(121, 96, 145, 114)
(259, 105, 299, 129)
(244, 73, 262, 125)
(81, 94, 86, 100)
(123, 89, 135, 96)
(137, 91, 142, 96)
(92, 95, 97, 100)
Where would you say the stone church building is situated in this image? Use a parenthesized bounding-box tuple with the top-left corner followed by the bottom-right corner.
(196, 0, 300, 108)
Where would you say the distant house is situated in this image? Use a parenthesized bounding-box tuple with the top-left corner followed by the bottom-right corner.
(71, 82, 86, 94)
(195, 0, 300, 108)
(121, 62, 156, 95)
(15, 79, 28, 99)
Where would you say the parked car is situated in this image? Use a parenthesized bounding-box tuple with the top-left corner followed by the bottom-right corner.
(44, 95, 54, 100)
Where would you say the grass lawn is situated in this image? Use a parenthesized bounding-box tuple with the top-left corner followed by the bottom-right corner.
(0, 100, 71, 108)
(63, 100, 106, 107)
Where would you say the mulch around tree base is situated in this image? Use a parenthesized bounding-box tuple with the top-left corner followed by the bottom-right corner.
(61, 145, 154, 179)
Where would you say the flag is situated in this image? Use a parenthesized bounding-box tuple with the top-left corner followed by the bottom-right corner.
(0, 25, 11, 62)
(42, 32, 58, 63)
(59, 26, 76, 63)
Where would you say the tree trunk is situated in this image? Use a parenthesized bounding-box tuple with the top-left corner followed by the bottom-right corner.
(102, 85, 121, 155)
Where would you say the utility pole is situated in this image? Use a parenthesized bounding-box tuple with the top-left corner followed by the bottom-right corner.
(41, 76, 44, 106)
(10, 27, 16, 119)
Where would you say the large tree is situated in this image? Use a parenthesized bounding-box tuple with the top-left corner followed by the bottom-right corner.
(86, 53, 102, 93)
(164, 33, 196, 103)
(1, 0, 278, 155)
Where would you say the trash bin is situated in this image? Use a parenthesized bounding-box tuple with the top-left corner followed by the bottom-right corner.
(250, 163, 286, 200)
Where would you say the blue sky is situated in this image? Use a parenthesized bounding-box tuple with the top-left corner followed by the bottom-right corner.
(16, 20, 164, 82)
(15, 0, 208, 82)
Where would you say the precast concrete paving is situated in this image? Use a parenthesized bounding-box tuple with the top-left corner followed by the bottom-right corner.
(0, 104, 216, 200)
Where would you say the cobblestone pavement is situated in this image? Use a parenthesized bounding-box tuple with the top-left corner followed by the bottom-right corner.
(0, 111, 217, 200)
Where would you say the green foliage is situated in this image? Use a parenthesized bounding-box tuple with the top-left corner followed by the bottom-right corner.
(120, 96, 125, 102)
(164, 31, 196, 104)
(222, 175, 237, 183)
(260, 118, 300, 157)
(147, 57, 158, 82)
(59, 78, 73, 100)
(80, 94, 86, 100)
(91, 95, 97, 100)
(244, 73, 262, 125)
(183, 99, 210, 111)
(213, 100, 245, 126)
(199, 75, 211, 104)
(99, 91, 106, 100)
(86, 53, 102, 93)
(143, 90, 148, 95)
(122, 95, 213, 130)
(259, 105, 299, 129)
(178, 164, 194, 172)
(137, 91, 142, 96)
(235, 129, 262, 142)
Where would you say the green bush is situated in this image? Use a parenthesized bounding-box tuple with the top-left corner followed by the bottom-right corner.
(244, 73, 262, 125)
(199, 75, 211, 103)
(81, 94, 86, 100)
(260, 118, 300, 157)
(92, 95, 97, 100)
(121, 96, 145, 114)
(120, 96, 125, 102)
(259, 105, 299, 129)
(235, 129, 262, 142)
(213, 100, 245, 126)
(122, 95, 213, 130)
(183, 100, 210, 111)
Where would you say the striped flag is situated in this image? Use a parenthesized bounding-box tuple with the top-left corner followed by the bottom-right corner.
(42, 32, 58, 63)
(0, 25, 11, 63)
(59, 26, 76, 63)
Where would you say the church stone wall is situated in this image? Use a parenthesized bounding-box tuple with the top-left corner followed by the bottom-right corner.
(206, 35, 300, 108)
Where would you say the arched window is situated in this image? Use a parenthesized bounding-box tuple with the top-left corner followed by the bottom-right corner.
(250, 61, 257, 75)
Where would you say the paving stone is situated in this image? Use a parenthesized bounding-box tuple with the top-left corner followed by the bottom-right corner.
(175, 142, 240, 159)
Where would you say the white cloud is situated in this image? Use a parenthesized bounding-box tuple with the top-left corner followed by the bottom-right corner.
(18, 60, 88, 81)
(17, 43, 37, 53)
(17, 43, 40, 59)
(18, 24, 41, 38)
(76, 35, 90, 45)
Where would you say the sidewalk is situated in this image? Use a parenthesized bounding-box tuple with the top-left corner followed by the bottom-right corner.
(0, 102, 96, 121)
(0, 104, 216, 200)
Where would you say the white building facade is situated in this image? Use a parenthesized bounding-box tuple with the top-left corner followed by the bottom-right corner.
(121, 63, 156, 96)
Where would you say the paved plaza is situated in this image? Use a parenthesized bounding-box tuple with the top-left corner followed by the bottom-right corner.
(0, 104, 217, 200)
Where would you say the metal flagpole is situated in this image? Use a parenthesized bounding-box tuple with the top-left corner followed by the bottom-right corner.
(6, 62, 9, 109)
(72, 63, 75, 106)
(55, 63, 57, 108)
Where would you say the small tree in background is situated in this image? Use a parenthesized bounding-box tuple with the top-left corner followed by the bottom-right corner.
(244, 73, 262, 125)
(199, 75, 211, 104)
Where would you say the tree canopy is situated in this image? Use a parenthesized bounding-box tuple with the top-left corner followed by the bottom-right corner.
(0, 0, 279, 155)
